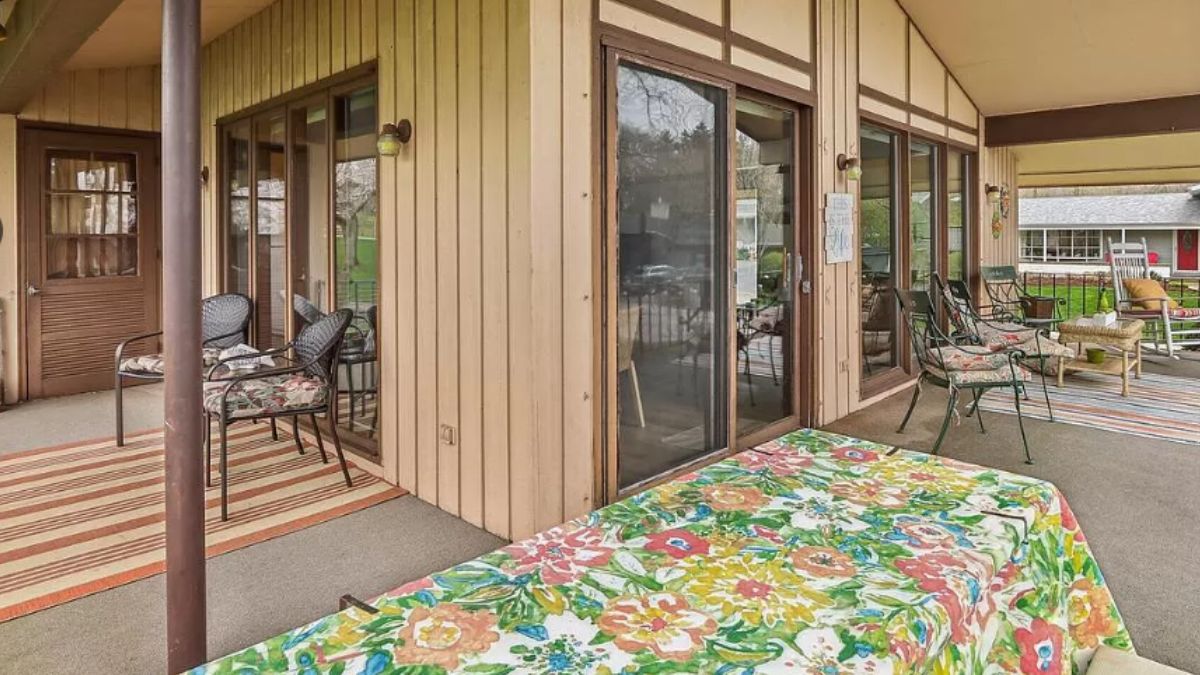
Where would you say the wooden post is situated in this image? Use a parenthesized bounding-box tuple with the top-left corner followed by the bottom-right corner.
(162, 0, 206, 671)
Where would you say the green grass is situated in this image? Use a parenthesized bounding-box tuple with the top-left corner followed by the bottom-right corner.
(333, 236, 378, 305)
(1025, 281, 1200, 320)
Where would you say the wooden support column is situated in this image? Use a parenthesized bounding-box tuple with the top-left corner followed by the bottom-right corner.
(161, 0, 205, 672)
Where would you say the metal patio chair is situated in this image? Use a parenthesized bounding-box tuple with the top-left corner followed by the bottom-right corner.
(203, 308, 354, 521)
(1108, 237, 1200, 358)
(114, 293, 252, 446)
(895, 289, 1034, 464)
(340, 305, 379, 437)
(981, 265, 1065, 329)
(933, 273, 1071, 423)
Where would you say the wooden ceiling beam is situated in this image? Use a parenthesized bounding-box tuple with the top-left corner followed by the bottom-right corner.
(985, 94, 1200, 147)
(0, 0, 125, 113)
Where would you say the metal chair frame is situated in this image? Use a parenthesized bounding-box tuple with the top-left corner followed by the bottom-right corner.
(895, 289, 1034, 465)
(204, 309, 354, 521)
(114, 293, 252, 446)
(980, 265, 1066, 328)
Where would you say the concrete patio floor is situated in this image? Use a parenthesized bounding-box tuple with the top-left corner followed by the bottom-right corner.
(826, 351, 1200, 673)
(0, 352, 1197, 672)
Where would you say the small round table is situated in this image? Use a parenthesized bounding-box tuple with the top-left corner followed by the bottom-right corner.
(1056, 318, 1144, 397)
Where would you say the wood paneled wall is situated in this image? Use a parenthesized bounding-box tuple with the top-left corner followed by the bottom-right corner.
(199, 0, 593, 541)
(18, 67, 161, 132)
(0, 116, 17, 405)
(979, 143, 1021, 273)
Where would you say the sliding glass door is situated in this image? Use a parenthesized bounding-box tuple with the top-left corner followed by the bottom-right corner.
(947, 149, 970, 281)
(860, 125, 900, 379)
(606, 54, 808, 496)
(909, 140, 937, 292)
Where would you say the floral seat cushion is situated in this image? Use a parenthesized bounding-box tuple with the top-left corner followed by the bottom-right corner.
(926, 364, 1032, 386)
(202, 374, 328, 418)
(120, 348, 223, 375)
(1012, 337, 1074, 359)
(977, 322, 1037, 350)
(932, 345, 1010, 371)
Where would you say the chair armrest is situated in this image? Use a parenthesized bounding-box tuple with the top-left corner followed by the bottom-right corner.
(204, 346, 295, 380)
(115, 331, 164, 366)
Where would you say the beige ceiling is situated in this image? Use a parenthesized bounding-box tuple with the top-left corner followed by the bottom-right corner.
(1013, 133, 1200, 188)
(64, 0, 275, 70)
(897, 0, 1200, 115)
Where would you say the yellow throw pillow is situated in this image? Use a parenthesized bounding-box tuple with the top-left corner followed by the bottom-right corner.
(1122, 278, 1179, 310)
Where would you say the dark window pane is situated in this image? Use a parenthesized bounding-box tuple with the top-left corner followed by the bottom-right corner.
(225, 123, 251, 296)
(254, 112, 287, 349)
(909, 140, 937, 291)
(860, 125, 899, 378)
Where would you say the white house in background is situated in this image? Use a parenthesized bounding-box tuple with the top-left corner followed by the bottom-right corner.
(1019, 185, 1200, 276)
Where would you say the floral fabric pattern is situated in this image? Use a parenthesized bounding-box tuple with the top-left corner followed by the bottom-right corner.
(928, 364, 1033, 386)
(934, 344, 1012, 371)
(194, 429, 1130, 675)
(202, 374, 328, 418)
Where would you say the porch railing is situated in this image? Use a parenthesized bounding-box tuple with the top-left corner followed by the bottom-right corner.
(1020, 271, 1200, 320)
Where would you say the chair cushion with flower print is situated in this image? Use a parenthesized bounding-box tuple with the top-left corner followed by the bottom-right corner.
(202, 374, 329, 419)
(931, 344, 1012, 372)
(976, 322, 1038, 351)
(927, 364, 1033, 386)
(121, 348, 224, 376)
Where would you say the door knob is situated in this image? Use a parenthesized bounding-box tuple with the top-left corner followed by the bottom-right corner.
(26, 284, 40, 296)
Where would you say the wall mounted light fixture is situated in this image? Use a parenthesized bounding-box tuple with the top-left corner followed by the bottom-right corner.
(836, 153, 862, 181)
(377, 120, 413, 156)
(985, 183, 1002, 205)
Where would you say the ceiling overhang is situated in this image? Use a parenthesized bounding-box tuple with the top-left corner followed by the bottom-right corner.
(1012, 132, 1200, 188)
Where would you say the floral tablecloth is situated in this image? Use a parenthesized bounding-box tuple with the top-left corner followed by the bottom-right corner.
(194, 429, 1130, 674)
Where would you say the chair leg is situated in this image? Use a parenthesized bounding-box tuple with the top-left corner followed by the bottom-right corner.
(769, 335, 778, 385)
(1039, 360, 1054, 422)
(310, 413, 329, 463)
(971, 389, 986, 434)
(326, 413, 354, 488)
(347, 365, 356, 426)
(743, 348, 756, 407)
(219, 416, 230, 521)
(1013, 384, 1034, 465)
(628, 362, 646, 428)
(115, 373, 125, 447)
(290, 416, 305, 455)
(270, 418, 278, 441)
(204, 412, 212, 488)
(897, 375, 923, 433)
(931, 388, 959, 455)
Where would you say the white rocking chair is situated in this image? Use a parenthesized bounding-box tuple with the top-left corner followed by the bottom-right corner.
(1108, 237, 1200, 358)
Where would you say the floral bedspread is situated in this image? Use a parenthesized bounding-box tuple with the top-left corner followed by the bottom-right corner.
(194, 429, 1130, 674)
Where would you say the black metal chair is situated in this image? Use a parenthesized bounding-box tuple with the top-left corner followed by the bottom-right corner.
(340, 305, 378, 437)
(114, 293, 252, 446)
(933, 273, 1071, 423)
(981, 265, 1066, 329)
(203, 309, 354, 521)
(895, 289, 1034, 464)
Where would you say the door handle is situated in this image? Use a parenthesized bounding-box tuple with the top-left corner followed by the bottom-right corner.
(26, 284, 40, 296)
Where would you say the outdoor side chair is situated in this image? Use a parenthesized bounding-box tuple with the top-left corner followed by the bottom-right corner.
(895, 289, 1035, 464)
(339, 305, 379, 437)
(114, 293, 253, 446)
(981, 265, 1066, 329)
(203, 308, 354, 521)
(933, 273, 1071, 422)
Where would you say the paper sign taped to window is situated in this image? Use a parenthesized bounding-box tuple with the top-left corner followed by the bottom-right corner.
(824, 192, 855, 264)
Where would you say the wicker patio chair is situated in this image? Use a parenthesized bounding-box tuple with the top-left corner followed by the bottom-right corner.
(203, 308, 354, 521)
(114, 293, 252, 446)
(933, 273, 1071, 422)
(981, 265, 1066, 329)
(1108, 237, 1200, 358)
(340, 305, 378, 437)
(895, 289, 1034, 464)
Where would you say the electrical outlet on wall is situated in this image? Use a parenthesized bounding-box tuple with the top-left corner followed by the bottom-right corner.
(439, 424, 456, 446)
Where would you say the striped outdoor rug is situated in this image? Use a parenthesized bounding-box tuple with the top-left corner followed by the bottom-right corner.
(978, 371, 1200, 445)
(0, 423, 404, 622)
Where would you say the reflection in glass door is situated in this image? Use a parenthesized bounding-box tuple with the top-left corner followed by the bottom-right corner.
(613, 61, 728, 490)
(909, 140, 937, 291)
(860, 125, 900, 378)
(734, 98, 795, 439)
(254, 112, 287, 348)
(947, 150, 969, 281)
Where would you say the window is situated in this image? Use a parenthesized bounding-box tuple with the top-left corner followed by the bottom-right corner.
(947, 150, 970, 281)
(220, 74, 380, 453)
(44, 151, 139, 278)
(909, 140, 938, 291)
(1020, 229, 1102, 262)
(860, 125, 900, 379)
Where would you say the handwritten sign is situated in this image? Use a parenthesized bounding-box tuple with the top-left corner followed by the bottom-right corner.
(824, 192, 855, 264)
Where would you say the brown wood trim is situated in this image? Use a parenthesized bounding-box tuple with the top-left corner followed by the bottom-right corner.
(721, 0, 732, 62)
(985, 94, 1200, 147)
(610, 0, 725, 39)
(728, 32, 815, 76)
(860, 84, 977, 135)
(860, 367, 912, 401)
(598, 24, 816, 106)
(859, 108, 977, 153)
(215, 61, 377, 125)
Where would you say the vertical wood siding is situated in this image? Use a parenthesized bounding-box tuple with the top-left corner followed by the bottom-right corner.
(199, 0, 593, 541)
(18, 67, 162, 132)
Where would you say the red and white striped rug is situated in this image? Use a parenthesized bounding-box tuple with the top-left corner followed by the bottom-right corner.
(0, 423, 405, 622)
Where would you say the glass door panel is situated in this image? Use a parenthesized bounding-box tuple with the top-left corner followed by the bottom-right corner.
(614, 61, 728, 490)
(333, 85, 380, 444)
(860, 125, 900, 378)
(909, 140, 937, 291)
(289, 101, 331, 334)
(947, 150, 969, 281)
(734, 98, 794, 438)
(224, 122, 251, 296)
(254, 112, 287, 348)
